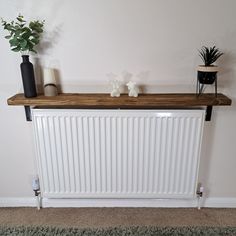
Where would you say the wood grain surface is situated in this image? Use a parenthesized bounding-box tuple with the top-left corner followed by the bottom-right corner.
(7, 93, 232, 108)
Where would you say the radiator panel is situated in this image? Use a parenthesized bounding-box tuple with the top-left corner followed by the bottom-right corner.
(32, 109, 204, 199)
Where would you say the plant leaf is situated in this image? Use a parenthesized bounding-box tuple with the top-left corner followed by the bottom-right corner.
(17, 16, 26, 23)
(198, 46, 223, 66)
(9, 38, 19, 46)
(11, 46, 21, 52)
(22, 31, 31, 40)
(31, 38, 39, 45)
(5, 35, 12, 39)
(20, 39, 27, 48)
(30, 48, 37, 53)
(2, 14, 44, 54)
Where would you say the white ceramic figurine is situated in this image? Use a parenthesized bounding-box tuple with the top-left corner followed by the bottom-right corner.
(110, 79, 121, 97)
(126, 81, 139, 97)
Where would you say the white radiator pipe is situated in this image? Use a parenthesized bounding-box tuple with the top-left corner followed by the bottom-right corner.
(36, 194, 41, 210)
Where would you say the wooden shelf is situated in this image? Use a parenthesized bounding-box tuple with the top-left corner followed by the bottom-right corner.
(8, 93, 232, 108)
(7, 93, 232, 122)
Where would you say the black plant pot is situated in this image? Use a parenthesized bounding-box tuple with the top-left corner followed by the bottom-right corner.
(196, 66, 218, 97)
(20, 55, 37, 98)
(197, 71, 217, 84)
(197, 66, 218, 85)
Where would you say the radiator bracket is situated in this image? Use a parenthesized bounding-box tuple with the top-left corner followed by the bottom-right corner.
(205, 106, 213, 121)
(24, 106, 32, 121)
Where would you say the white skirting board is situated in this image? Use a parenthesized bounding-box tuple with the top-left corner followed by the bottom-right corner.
(0, 198, 37, 207)
(1, 197, 236, 208)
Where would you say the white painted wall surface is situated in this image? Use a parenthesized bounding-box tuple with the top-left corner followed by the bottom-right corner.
(0, 0, 235, 200)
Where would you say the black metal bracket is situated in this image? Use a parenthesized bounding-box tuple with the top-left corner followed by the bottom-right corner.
(196, 76, 218, 97)
(205, 106, 213, 121)
(24, 106, 32, 121)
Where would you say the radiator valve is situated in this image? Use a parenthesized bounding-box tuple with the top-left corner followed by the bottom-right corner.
(197, 186, 204, 210)
(32, 176, 41, 210)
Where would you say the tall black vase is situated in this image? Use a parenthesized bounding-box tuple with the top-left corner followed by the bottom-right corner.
(20, 55, 37, 98)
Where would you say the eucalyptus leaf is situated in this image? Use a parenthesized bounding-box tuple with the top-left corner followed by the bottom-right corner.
(17, 16, 26, 23)
(20, 39, 27, 48)
(9, 38, 18, 46)
(32, 33, 40, 39)
(35, 28, 43, 33)
(11, 46, 21, 52)
(27, 41, 34, 50)
(31, 38, 39, 45)
(22, 31, 31, 40)
(15, 30, 21, 37)
(31, 49, 37, 53)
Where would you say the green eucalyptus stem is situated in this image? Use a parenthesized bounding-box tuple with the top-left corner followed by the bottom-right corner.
(21, 50, 29, 56)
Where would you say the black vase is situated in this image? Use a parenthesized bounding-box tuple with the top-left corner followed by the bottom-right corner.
(20, 55, 37, 98)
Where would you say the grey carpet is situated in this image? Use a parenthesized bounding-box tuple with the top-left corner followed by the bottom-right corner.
(1, 208, 236, 228)
(1, 226, 236, 236)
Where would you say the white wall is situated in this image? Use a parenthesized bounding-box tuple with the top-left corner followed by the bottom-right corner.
(0, 0, 236, 199)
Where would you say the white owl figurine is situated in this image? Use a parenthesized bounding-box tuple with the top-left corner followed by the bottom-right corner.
(126, 81, 139, 97)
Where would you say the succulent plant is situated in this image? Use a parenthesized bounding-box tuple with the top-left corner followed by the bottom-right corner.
(1, 14, 44, 54)
(198, 46, 223, 66)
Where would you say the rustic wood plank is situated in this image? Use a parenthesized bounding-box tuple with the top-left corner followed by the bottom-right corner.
(7, 93, 232, 108)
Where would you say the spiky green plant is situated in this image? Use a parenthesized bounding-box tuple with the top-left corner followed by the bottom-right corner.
(1, 14, 44, 54)
(198, 46, 223, 66)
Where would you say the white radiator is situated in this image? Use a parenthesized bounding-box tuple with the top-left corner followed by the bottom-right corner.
(32, 109, 204, 199)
